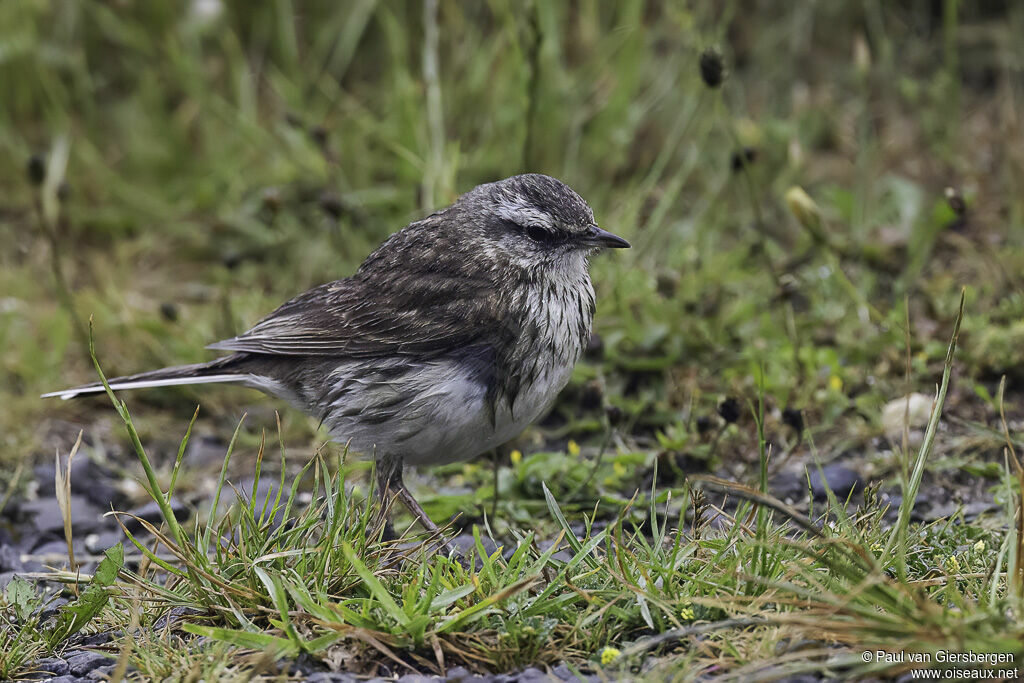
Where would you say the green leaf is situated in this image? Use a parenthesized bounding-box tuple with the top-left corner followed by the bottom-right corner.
(5, 576, 40, 622)
(46, 544, 124, 649)
(340, 542, 409, 628)
(182, 623, 299, 656)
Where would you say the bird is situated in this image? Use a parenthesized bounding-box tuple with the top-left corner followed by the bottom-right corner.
(44, 174, 630, 535)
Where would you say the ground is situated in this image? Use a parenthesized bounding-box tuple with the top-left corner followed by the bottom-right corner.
(2, 2, 1024, 681)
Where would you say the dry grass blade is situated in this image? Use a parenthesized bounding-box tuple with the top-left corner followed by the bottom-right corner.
(690, 475, 824, 539)
(54, 430, 83, 572)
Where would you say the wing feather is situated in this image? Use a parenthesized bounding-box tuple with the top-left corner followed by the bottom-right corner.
(208, 274, 519, 358)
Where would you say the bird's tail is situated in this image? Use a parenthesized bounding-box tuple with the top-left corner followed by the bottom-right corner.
(42, 355, 251, 401)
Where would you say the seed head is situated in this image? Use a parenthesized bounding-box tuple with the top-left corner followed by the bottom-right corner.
(318, 191, 345, 219)
(695, 415, 713, 435)
(944, 187, 966, 217)
(717, 397, 741, 424)
(581, 379, 603, 410)
(699, 47, 725, 88)
(605, 404, 624, 426)
(782, 407, 804, 432)
(27, 153, 46, 186)
(159, 302, 179, 322)
(730, 147, 757, 173)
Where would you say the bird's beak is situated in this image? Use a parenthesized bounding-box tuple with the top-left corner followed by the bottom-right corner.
(584, 224, 631, 249)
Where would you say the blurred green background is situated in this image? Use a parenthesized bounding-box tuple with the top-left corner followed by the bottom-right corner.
(2, 0, 1023, 497)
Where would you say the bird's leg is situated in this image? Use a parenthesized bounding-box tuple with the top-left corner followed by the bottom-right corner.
(375, 454, 442, 536)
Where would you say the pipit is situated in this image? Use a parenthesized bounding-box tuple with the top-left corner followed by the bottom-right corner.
(45, 174, 629, 534)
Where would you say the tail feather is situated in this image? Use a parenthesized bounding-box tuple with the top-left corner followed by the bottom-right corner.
(42, 356, 249, 401)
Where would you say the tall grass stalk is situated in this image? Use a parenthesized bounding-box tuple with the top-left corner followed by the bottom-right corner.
(885, 288, 965, 579)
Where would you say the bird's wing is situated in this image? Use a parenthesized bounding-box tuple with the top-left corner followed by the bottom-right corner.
(208, 274, 519, 358)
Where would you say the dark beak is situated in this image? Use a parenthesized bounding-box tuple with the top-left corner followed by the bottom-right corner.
(584, 225, 631, 249)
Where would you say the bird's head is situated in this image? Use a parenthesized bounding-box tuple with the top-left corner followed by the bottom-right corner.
(459, 174, 629, 269)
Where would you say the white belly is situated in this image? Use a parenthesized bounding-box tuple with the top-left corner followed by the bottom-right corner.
(325, 354, 575, 466)
(322, 266, 594, 466)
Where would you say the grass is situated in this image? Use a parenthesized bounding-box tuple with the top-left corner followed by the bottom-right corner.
(3, 1, 1024, 679)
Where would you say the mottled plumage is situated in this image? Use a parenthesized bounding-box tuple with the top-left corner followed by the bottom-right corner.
(45, 174, 629, 533)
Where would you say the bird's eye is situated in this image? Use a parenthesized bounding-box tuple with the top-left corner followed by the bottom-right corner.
(524, 223, 559, 244)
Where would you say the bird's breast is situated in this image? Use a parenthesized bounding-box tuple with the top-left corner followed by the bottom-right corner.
(494, 269, 595, 418)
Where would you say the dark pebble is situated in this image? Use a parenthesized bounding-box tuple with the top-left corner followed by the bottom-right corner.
(34, 456, 125, 509)
(76, 631, 117, 647)
(963, 500, 998, 519)
(85, 530, 127, 555)
(0, 543, 24, 572)
(452, 533, 499, 555)
(20, 495, 105, 537)
(551, 664, 581, 681)
(185, 435, 229, 467)
(87, 665, 115, 680)
(306, 674, 360, 683)
(23, 540, 88, 572)
(0, 572, 19, 590)
(771, 470, 807, 504)
(30, 657, 70, 677)
(120, 499, 189, 534)
(66, 651, 111, 676)
(153, 606, 206, 631)
(509, 668, 548, 683)
(809, 464, 861, 500)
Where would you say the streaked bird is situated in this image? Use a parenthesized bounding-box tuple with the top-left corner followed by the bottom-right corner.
(45, 174, 629, 534)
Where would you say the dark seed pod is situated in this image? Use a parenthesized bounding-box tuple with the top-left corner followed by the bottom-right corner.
(605, 404, 624, 426)
(656, 272, 678, 298)
(581, 379, 604, 410)
(730, 147, 757, 172)
(782, 407, 804, 432)
(318, 191, 345, 219)
(585, 332, 604, 359)
(310, 125, 329, 148)
(695, 415, 713, 435)
(27, 153, 46, 186)
(944, 187, 966, 216)
(261, 187, 282, 214)
(221, 250, 242, 269)
(699, 47, 725, 88)
(159, 302, 179, 322)
(717, 397, 741, 424)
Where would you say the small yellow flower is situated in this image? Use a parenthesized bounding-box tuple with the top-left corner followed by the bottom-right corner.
(679, 601, 694, 620)
(784, 186, 825, 241)
(973, 540, 985, 554)
(567, 440, 580, 457)
(946, 555, 961, 573)
(828, 375, 843, 392)
(600, 647, 621, 665)
(510, 449, 522, 466)
(870, 543, 884, 553)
